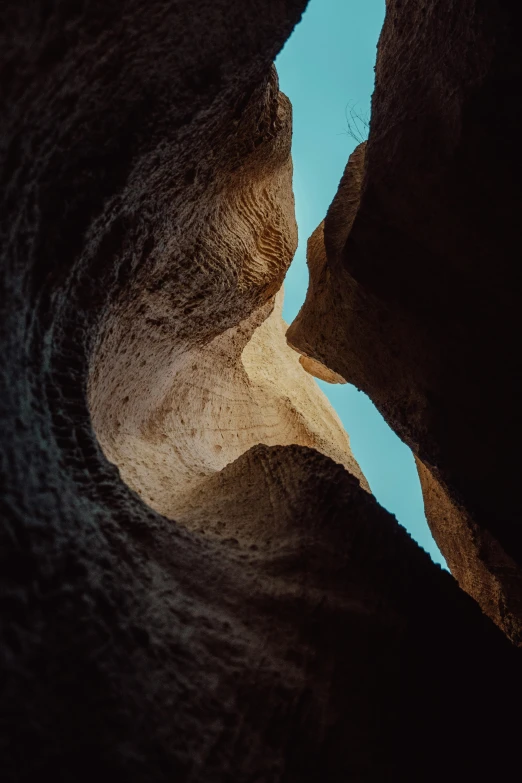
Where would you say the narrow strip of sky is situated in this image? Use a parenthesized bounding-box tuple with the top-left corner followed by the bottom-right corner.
(276, 0, 446, 567)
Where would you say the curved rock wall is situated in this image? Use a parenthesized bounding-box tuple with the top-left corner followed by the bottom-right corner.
(88, 99, 367, 518)
(1, 1, 521, 780)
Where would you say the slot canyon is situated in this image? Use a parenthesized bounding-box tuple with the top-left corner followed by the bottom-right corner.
(1, 1, 521, 781)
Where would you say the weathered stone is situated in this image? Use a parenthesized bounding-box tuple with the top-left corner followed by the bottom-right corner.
(1, 2, 521, 781)
(288, 0, 522, 644)
(89, 132, 368, 515)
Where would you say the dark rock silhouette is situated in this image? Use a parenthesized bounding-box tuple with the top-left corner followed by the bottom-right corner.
(288, 0, 522, 645)
(1, 1, 521, 781)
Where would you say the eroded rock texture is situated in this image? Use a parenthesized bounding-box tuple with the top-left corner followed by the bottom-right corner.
(1, 2, 521, 781)
(288, 0, 522, 644)
(89, 147, 368, 516)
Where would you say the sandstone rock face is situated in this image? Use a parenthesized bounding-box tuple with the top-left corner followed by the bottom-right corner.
(298, 354, 346, 384)
(1, 2, 522, 781)
(288, 0, 522, 644)
(89, 167, 368, 516)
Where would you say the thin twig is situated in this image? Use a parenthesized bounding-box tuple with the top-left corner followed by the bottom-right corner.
(343, 101, 370, 144)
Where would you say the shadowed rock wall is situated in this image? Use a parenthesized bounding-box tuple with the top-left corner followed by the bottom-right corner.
(1, 1, 521, 781)
(288, 0, 522, 644)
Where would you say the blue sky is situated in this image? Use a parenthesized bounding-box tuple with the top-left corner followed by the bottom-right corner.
(276, 0, 446, 566)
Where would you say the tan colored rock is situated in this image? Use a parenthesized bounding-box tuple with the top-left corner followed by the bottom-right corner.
(90, 284, 368, 521)
(88, 92, 367, 522)
(3, 1, 522, 779)
(298, 355, 346, 384)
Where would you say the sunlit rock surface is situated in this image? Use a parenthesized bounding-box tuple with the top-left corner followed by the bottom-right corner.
(89, 120, 368, 516)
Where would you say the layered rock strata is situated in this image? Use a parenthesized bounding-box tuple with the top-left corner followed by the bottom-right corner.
(87, 55, 366, 519)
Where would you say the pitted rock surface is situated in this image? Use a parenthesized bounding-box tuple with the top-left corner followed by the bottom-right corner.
(1, 1, 521, 781)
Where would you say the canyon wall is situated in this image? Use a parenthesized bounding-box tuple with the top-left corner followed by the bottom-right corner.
(1, 1, 521, 781)
(288, 0, 522, 644)
(88, 117, 368, 516)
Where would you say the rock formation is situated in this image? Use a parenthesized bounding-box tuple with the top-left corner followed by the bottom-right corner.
(288, 0, 522, 645)
(1, 1, 521, 781)
(87, 62, 366, 520)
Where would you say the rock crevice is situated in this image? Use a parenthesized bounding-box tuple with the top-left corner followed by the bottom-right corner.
(2, 1, 522, 779)
(288, 0, 522, 644)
